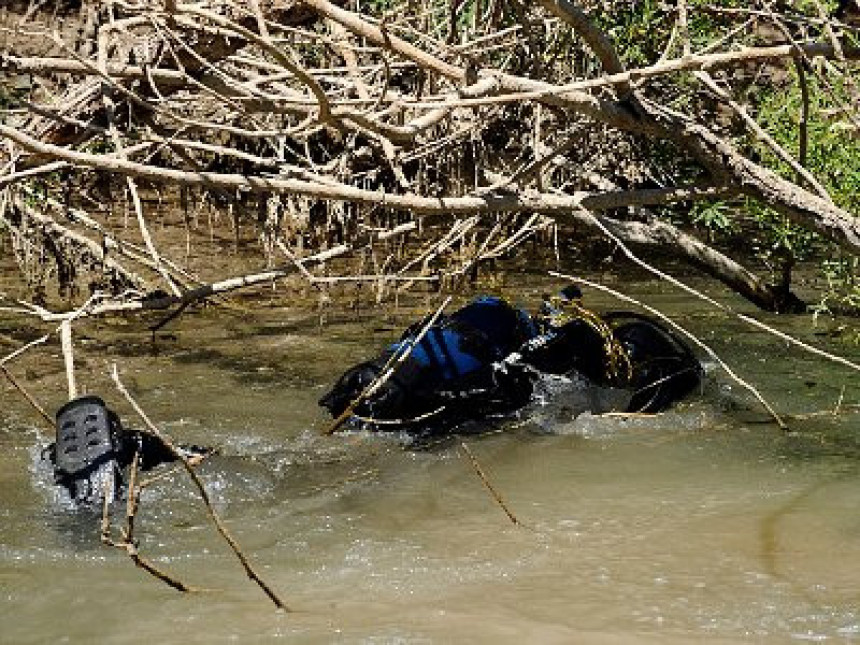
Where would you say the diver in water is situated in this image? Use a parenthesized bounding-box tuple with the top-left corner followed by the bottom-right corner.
(48, 287, 700, 507)
(319, 287, 702, 432)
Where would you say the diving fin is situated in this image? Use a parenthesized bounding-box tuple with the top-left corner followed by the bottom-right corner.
(53, 396, 122, 507)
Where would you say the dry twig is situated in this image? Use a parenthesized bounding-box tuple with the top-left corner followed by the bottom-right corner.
(460, 441, 522, 527)
(111, 364, 288, 610)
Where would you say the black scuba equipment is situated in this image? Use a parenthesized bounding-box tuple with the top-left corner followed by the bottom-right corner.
(53, 396, 123, 507)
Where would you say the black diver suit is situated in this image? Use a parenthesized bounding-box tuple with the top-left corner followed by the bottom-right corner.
(319, 292, 702, 431)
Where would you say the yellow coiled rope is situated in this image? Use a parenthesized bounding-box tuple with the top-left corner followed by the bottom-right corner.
(540, 295, 633, 385)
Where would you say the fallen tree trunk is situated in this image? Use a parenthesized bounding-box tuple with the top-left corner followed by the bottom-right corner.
(584, 175, 804, 313)
(0, 123, 737, 215)
(600, 215, 804, 312)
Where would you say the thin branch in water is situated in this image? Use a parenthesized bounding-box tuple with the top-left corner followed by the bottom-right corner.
(0, 334, 49, 367)
(324, 296, 452, 434)
(460, 441, 522, 527)
(833, 385, 846, 416)
(1, 364, 54, 429)
(100, 449, 198, 593)
(578, 208, 860, 374)
(352, 405, 447, 426)
(111, 365, 288, 610)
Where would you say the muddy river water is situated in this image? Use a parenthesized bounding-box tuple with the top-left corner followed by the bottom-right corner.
(1, 275, 859, 643)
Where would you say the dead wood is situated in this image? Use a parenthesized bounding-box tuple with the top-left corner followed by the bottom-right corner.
(552, 270, 788, 430)
(583, 175, 803, 313)
(1, 1, 860, 614)
(100, 450, 199, 594)
(460, 441, 522, 527)
(1, 363, 54, 429)
(4, 194, 146, 292)
(111, 364, 288, 610)
(9, 1, 332, 148)
(0, 0, 858, 315)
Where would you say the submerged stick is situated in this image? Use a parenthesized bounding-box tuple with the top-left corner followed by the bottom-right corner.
(833, 385, 846, 416)
(460, 442, 521, 527)
(0, 365, 54, 429)
(100, 451, 196, 593)
(111, 365, 288, 610)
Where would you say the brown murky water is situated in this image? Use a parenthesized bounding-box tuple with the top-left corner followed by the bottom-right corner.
(2, 274, 860, 643)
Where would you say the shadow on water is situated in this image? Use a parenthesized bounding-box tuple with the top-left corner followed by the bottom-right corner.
(47, 509, 108, 552)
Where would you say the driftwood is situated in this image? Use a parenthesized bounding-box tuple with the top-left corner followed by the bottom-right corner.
(583, 174, 802, 313)
(0, 2, 856, 373)
(59, 319, 76, 400)
(100, 450, 199, 594)
(551, 270, 788, 430)
(300, 0, 860, 251)
(7, 1, 329, 148)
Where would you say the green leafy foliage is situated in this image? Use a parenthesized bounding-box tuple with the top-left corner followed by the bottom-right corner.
(754, 67, 860, 214)
(750, 64, 860, 304)
(595, 0, 858, 313)
(814, 257, 860, 315)
(361, 0, 398, 14)
(595, 0, 669, 67)
(0, 76, 24, 112)
(689, 200, 735, 240)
